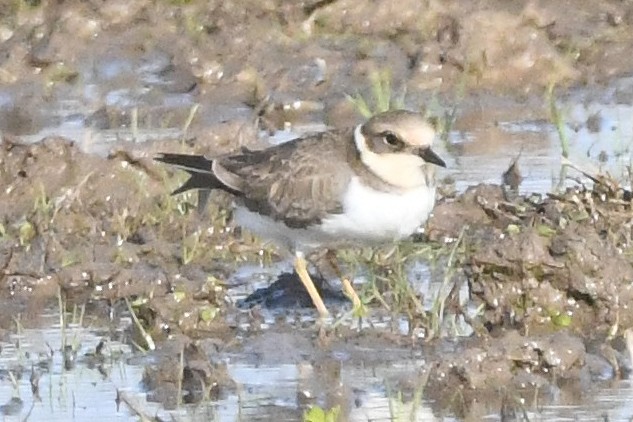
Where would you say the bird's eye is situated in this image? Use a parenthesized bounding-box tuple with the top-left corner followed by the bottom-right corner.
(383, 132, 400, 146)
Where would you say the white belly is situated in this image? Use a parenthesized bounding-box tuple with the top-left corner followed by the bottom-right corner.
(320, 177, 436, 242)
(233, 176, 436, 252)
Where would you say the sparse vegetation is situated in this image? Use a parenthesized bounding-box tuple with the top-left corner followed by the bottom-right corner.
(347, 68, 406, 118)
(547, 83, 570, 159)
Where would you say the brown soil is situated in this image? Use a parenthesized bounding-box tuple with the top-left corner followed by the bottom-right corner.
(1, 0, 633, 419)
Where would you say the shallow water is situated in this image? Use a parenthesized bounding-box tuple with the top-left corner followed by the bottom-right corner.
(0, 311, 141, 421)
(2, 310, 633, 421)
(449, 80, 633, 194)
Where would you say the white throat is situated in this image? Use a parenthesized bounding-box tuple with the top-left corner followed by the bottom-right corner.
(353, 125, 430, 189)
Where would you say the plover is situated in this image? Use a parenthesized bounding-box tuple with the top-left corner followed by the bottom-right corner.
(156, 110, 446, 318)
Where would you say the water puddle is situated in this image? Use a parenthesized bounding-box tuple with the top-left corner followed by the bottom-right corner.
(1, 308, 633, 421)
(448, 80, 633, 195)
(0, 311, 142, 421)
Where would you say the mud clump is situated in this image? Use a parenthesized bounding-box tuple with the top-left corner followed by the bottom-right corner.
(428, 181, 633, 334)
(0, 135, 260, 338)
(423, 330, 598, 418)
(411, 179, 633, 415)
(141, 338, 235, 409)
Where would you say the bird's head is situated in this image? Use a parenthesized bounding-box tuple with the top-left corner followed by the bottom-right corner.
(354, 110, 446, 188)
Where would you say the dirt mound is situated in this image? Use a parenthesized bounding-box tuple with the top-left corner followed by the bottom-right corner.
(429, 181, 633, 334)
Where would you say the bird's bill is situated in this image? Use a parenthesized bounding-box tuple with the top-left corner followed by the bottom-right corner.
(417, 147, 446, 168)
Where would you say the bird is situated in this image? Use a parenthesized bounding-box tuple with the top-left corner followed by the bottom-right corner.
(156, 110, 446, 318)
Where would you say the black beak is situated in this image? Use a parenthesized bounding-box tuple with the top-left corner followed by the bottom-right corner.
(418, 147, 446, 168)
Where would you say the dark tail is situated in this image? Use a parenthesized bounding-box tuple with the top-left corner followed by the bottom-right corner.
(155, 153, 221, 193)
(155, 153, 221, 212)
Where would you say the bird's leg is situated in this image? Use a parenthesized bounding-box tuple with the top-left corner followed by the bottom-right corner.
(325, 250, 362, 311)
(294, 252, 329, 318)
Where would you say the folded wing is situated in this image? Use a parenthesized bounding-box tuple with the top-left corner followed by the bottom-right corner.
(156, 131, 352, 228)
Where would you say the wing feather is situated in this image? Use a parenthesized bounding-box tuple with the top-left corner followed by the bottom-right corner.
(220, 131, 352, 228)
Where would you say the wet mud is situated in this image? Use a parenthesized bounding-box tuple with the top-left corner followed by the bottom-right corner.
(2, 0, 633, 420)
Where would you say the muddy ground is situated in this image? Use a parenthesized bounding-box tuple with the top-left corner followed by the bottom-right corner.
(1, 0, 633, 420)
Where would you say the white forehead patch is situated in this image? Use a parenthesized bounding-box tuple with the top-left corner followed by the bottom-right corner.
(366, 114, 436, 147)
(398, 120, 436, 147)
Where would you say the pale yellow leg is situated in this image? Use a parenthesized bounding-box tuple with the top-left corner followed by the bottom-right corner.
(294, 252, 329, 318)
(341, 278, 362, 311)
(326, 250, 362, 310)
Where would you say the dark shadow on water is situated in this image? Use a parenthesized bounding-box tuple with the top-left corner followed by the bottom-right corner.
(236, 271, 347, 310)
